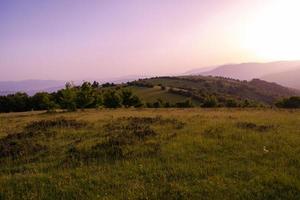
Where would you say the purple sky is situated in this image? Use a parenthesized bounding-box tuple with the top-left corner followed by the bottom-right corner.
(0, 0, 277, 81)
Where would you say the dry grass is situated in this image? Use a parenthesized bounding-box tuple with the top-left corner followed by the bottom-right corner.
(0, 108, 300, 199)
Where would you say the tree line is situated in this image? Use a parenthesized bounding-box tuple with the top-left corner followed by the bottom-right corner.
(0, 81, 299, 113)
(0, 81, 194, 113)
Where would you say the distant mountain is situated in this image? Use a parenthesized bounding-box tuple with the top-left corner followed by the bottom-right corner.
(262, 67, 300, 89)
(100, 75, 151, 84)
(0, 80, 66, 95)
(0, 91, 16, 96)
(187, 61, 300, 81)
(183, 66, 217, 75)
(0, 75, 148, 96)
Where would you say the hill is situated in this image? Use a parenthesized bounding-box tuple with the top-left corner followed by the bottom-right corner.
(127, 85, 201, 106)
(0, 109, 300, 199)
(129, 76, 299, 105)
(187, 61, 300, 81)
(0, 75, 298, 113)
(262, 67, 300, 89)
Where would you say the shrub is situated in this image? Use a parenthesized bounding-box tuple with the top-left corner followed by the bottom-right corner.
(275, 96, 300, 108)
(202, 95, 218, 108)
(175, 99, 193, 108)
(225, 98, 239, 107)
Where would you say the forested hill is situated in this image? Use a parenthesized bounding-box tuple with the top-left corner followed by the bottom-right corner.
(0, 75, 299, 113)
(129, 75, 299, 105)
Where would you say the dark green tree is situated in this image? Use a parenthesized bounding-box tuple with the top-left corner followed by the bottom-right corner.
(92, 91, 103, 108)
(59, 82, 77, 111)
(120, 89, 143, 107)
(31, 92, 57, 111)
(92, 81, 100, 89)
(275, 96, 300, 108)
(7, 92, 30, 112)
(103, 90, 121, 108)
(76, 82, 95, 109)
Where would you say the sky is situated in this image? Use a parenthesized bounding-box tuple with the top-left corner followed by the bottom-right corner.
(0, 0, 300, 81)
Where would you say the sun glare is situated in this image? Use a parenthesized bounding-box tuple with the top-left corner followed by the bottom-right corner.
(242, 0, 300, 61)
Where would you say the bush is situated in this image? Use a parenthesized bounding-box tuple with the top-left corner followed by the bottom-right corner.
(202, 96, 218, 108)
(225, 99, 239, 108)
(275, 96, 300, 108)
(175, 99, 193, 108)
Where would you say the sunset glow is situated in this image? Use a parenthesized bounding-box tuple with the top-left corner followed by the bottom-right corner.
(0, 0, 300, 81)
(242, 0, 300, 60)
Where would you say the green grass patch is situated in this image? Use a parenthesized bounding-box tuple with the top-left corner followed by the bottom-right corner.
(0, 109, 300, 199)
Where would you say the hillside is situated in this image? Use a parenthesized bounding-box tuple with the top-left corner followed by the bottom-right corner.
(127, 86, 201, 106)
(187, 61, 300, 81)
(262, 67, 300, 89)
(0, 75, 297, 113)
(1, 109, 300, 199)
(129, 76, 299, 105)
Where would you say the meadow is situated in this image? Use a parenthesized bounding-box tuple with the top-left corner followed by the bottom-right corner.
(0, 108, 300, 199)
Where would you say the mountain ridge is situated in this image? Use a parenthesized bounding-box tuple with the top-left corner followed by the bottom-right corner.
(262, 67, 300, 89)
(185, 60, 300, 89)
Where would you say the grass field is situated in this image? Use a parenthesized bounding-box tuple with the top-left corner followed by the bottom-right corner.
(0, 108, 300, 199)
(128, 86, 201, 106)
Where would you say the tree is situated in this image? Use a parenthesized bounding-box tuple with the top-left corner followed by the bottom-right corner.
(130, 95, 143, 107)
(76, 82, 95, 109)
(102, 82, 115, 88)
(31, 92, 57, 111)
(7, 92, 31, 112)
(59, 82, 77, 111)
(92, 81, 100, 89)
(103, 90, 121, 108)
(0, 96, 10, 112)
(92, 91, 103, 108)
(120, 89, 143, 107)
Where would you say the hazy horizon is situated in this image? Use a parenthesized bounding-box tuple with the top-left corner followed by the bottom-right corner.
(1, 0, 300, 81)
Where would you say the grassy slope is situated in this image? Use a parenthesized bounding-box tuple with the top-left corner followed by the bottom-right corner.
(0, 109, 300, 199)
(127, 86, 201, 106)
(135, 76, 299, 104)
